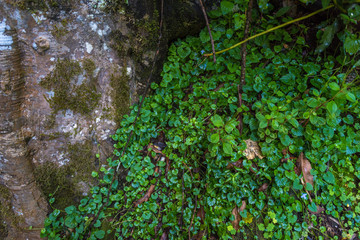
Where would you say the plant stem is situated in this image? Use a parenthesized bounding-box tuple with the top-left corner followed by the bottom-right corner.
(204, 5, 334, 56)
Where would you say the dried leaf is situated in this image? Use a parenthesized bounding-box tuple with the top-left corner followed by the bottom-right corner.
(258, 183, 269, 192)
(243, 139, 264, 160)
(197, 206, 205, 223)
(231, 206, 240, 231)
(299, 152, 314, 187)
(226, 159, 243, 169)
(240, 200, 246, 212)
(160, 232, 167, 240)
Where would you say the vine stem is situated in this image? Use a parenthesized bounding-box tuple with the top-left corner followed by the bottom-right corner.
(204, 4, 334, 57)
(238, 0, 254, 134)
(199, 0, 216, 63)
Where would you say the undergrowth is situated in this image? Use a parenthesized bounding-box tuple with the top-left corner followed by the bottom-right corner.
(41, 0, 360, 239)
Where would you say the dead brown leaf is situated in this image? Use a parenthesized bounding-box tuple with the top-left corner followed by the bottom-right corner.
(258, 183, 269, 192)
(240, 200, 246, 212)
(298, 152, 314, 187)
(231, 206, 240, 231)
(226, 159, 243, 169)
(243, 139, 264, 160)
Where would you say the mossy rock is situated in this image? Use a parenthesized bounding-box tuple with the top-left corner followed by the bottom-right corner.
(13, 0, 75, 12)
(0, 184, 22, 237)
(40, 58, 101, 116)
(110, 68, 130, 125)
(34, 140, 97, 210)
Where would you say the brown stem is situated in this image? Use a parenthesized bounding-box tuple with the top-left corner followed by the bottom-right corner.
(238, 0, 254, 134)
(188, 195, 198, 239)
(198, 0, 216, 63)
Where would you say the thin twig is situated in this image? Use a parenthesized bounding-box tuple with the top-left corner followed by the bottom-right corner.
(188, 195, 198, 240)
(238, 0, 254, 134)
(85, 0, 165, 236)
(198, 0, 216, 63)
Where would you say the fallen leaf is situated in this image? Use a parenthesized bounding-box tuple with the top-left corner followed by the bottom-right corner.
(160, 232, 167, 240)
(258, 183, 269, 192)
(240, 200, 246, 212)
(197, 206, 205, 223)
(299, 152, 314, 187)
(226, 159, 243, 169)
(231, 206, 240, 231)
(243, 139, 264, 160)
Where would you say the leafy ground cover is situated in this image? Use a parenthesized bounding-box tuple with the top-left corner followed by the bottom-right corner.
(41, 0, 360, 239)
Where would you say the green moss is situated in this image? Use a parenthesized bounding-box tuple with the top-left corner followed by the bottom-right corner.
(110, 68, 130, 125)
(39, 132, 71, 140)
(12, 0, 74, 11)
(0, 184, 22, 237)
(34, 140, 97, 210)
(109, 8, 159, 62)
(51, 19, 69, 39)
(40, 58, 101, 116)
(83, 58, 96, 77)
(34, 162, 77, 210)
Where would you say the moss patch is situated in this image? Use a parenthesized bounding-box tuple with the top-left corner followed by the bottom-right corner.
(12, 0, 74, 11)
(40, 58, 101, 116)
(51, 18, 69, 39)
(34, 140, 97, 210)
(108, 8, 159, 62)
(0, 184, 22, 237)
(110, 68, 130, 125)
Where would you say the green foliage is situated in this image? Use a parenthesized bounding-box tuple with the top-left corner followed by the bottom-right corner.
(41, 0, 360, 239)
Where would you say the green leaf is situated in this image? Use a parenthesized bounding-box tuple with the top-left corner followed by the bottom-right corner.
(142, 211, 152, 220)
(353, 59, 360, 68)
(258, 223, 265, 231)
(288, 214, 297, 224)
(65, 206, 76, 214)
(280, 134, 291, 146)
(329, 82, 340, 91)
(326, 101, 338, 115)
(221, 1, 234, 15)
(259, 120, 268, 129)
(322, 0, 331, 8)
(223, 142, 233, 155)
(94, 230, 105, 239)
(207, 197, 216, 207)
(346, 92, 356, 102)
(289, 118, 299, 128)
(308, 202, 318, 212)
(293, 178, 303, 190)
(344, 35, 360, 55)
(210, 133, 220, 143)
(200, 29, 210, 43)
(177, 46, 191, 58)
(211, 115, 224, 127)
(305, 183, 314, 191)
(315, 20, 338, 53)
(323, 171, 335, 184)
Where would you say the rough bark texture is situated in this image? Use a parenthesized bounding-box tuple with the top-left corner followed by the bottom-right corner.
(0, 0, 215, 238)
